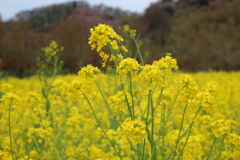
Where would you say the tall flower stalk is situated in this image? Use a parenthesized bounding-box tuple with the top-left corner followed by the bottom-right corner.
(68, 23, 223, 160)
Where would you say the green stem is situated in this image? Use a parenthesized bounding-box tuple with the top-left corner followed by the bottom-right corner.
(156, 87, 165, 106)
(93, 78, 137, 153)
(206, 136, 217, 160)
(53, 143, 62, 160)
(121, 83, 133, 119)
(143, 90, 152, 118)
(53, 56, 59, 77)
(165, 83, 188, 125)
(129, 74, 135, 120)
(82, 92, 123, 160)
(146, 90, 152, 121)
(31, 136, 51, 160)
(132, 37, 144, 65)
(150, 87, 165, 159)
(94, 79, 117, 118)
(161, 104, 166, 159)
(142, 139, 146, 160)
(172, 96, 190, 159)
(177, 106, 202, 159)
(151, 95, 156, 160)
(8, 99, 15, 160)
(155, 71, 166, 106)
(143, 89, 153, 158)
(142, 89, 152, 153)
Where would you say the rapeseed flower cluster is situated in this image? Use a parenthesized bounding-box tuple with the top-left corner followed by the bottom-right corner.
(138, 64, 163, 89)
(108, 91, 132, 114)
(42, 40, 63, 56)
(88, 24, 124, 52)
(192, 91, 215, 112)
(116, 58, 140, 77)
(88, 24, 128, 67)
(121, 118, 147, 144)
(211, 119, 231, 137)
(69, 64, 100, 98)
(153, 53, 178, 77)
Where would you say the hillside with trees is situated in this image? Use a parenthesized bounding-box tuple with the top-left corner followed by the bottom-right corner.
(0, 0, 239, 76)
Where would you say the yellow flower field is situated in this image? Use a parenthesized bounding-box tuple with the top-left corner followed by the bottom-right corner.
(0, 24, 240, 160)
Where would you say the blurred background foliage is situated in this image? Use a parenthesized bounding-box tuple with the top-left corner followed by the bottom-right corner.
(0, 0, 240, 76)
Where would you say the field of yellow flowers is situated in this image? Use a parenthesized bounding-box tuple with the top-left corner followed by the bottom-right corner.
(0, 24, 240, 160)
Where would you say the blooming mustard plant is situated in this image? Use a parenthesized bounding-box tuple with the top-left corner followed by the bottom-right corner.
(0, 24, 240, 160)
(88, 24, 127, 67)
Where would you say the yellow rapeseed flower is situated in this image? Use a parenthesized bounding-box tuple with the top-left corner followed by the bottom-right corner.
(88, 24, 126, 67)
(116, 58, 140, 78)
(121, 118, 147, 144)
(138, 64, 163, 89)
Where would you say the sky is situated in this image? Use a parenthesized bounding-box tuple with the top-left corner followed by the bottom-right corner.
(0, 0, 159, 21)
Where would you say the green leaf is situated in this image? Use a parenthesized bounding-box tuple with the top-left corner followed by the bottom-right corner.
(42, 88, 46, 98)
(45, 99, 50, 118)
